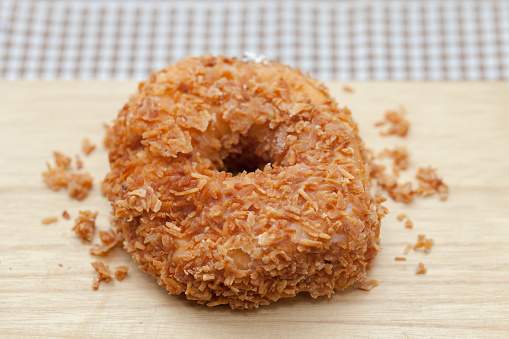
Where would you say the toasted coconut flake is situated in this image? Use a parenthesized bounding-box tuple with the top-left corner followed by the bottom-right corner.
(395, 257, 407, 261)
(76, 156, 83, 170)
(114, 266, 129, 281)
(54, 151, 72, 169)
(415, 167, 449, 200)
(62, 210, 70, 220)
(82, 138, 96, 155)
(42, 151, 93, 200)
(90, 227, 122, 256)
(404, 219, 413, 229)
(41, 217, 58, 225)
(355, 279, 379, 291)
(413, 234, 434, 253)
(67, 172, 93, 200)
(42, 163, 68, 191)
(388, 182, 415, 204)
(397, 213, 407, 222)
(91, 260, 112, 290)
(72, 210, 98, 243)
(378, 146, 409, 176)
(375, 106, 409, 137)
(343, 85, 354, 93)
(404, 244, 412, 255)
(416, 262, 427, 274)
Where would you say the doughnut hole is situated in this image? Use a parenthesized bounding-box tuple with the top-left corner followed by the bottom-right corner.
(221, 149, 269, 175)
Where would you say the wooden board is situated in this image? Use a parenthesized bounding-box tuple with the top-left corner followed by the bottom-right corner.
(1, 82, 508, 338)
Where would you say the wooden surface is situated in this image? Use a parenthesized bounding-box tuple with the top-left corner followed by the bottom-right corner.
(1, 82, 508, 338)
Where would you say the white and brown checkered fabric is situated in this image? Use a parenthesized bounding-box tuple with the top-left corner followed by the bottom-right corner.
(1, 0, 508, 80)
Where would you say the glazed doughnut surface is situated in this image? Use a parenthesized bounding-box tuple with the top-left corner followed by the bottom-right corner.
(102, 55, 384, 309)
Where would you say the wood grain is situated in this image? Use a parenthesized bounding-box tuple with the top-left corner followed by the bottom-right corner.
(1, 82, 508, 338)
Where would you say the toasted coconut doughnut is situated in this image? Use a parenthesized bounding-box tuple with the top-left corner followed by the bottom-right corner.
(102, 55, 384, 309)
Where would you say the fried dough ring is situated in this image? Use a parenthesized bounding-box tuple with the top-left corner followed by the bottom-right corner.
(102, 55, 384, 309)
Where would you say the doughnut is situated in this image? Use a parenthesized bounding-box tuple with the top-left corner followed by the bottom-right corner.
(102, 55, 385, 309)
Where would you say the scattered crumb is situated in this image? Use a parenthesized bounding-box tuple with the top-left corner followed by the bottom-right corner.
(58, 264, 63, 267)
(72, 210, 98, 243)
(42, 151, 94, 200)
(369, 152, 415, 204)
(355, 279, 379, 291)
(397, 213, 407, 222)
(396, 213, 413, 228)
(82, 138, 96, 155)
(42, 162, 68, 191)
(415, 167, 449, 200)
(413, 234, 434, 253)
(62, 210, 70, 220)
(91, 260, 112, 290)
(378, 146, 409, 176)
(375, 106, 409, 137)
(103, 124, 113, 148)
(114, 266, 129, 281)
(67, 172, 93, 200)
(90, 227, 122, 256)
(395, 257, 407, 261)
(404, 244, 412, 255)
(41, 217, 58, 225)
(404, 219, 413, 229)
(388, 182, 415, 204)
(76, 156, 83, 170)
(343, 85, 354, 93)
(54, 151, 72, 169)
(416, 262, 427, 274)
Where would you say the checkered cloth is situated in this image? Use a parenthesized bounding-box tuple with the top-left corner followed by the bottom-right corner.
(1, 0, 508, 80)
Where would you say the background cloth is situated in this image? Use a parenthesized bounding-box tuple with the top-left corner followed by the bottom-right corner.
(1, 0, 508, 81)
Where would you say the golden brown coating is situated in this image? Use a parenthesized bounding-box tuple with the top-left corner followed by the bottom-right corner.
(102, 55, 385, 309)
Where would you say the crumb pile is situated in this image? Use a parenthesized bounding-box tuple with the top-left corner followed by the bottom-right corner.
(41, 141, 129, 289)
(102, 55, 385, 309)
(371, 106, 447, 274)
(91, 261, 129, 290)
(42, 151, 93, 200)
(375, 106, 410, 137)
(72, 210, 97, 243)
(89, 227, 122, 256)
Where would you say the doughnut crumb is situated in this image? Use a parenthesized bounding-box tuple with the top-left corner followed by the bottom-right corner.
(397, 213, 407, 222)
(72, 210, 97, 243)
(355, 280, 379, 291)
(62, 210, 70, 220)
(404, 219, 413, 229)
(90, 227, 122, 256)
(76, 156, 83, 170)
(404, 244, 412, 255)
(114, 266, 129, 281)
(375, 106, 409, 137)
(54, 151, 72, 169)
(378, 146, 409, 176)
(82, 138, 96, 155)
(413, 234, 434, 254)
(41, 216, 58, 225)
(91, 260, 112, 290)
(416, 167, 449, 200)
(343, 85, 354, 93)
(416, 262, 427, 274)
(42, 151, 93, 200)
